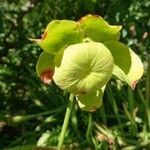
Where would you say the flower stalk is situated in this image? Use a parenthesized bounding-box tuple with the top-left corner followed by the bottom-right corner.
(57, 93, 74, 150)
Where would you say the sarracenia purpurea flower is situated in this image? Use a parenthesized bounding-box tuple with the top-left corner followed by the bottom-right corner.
(31, 14, 143, 112)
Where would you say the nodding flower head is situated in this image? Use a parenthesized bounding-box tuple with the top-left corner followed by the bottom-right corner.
(53, 42, 114, 94)
(33, 15, 143, 112)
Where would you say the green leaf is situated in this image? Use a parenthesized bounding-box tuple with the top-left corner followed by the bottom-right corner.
(104, 41, 143, 89)
(79, 14, 122, 42)
(53, 42, 114, 94)
(76, 88, 104, 112)
(36, 51, 55, 84)
(32, 20, 84, 53)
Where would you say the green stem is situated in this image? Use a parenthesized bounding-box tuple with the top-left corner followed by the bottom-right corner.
(86, 113, 92, 141)
(146, 54, 150, 131)
(57, 93, 74, 150)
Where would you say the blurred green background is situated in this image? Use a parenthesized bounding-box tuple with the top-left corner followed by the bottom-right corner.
(0, 0, 149, 149)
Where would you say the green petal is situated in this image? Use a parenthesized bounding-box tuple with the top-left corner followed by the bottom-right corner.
(32, 20, 84, 53)
(54, 47, 65, 67)
(104, 40, 131, 74)
(79, 14, 122, 42)
(36, 51, 55, 84)
(53, 42, 114, 94)
(113, 49, 144, 89)
(76, 88, 105, 112)
(104, 41, 143, 89)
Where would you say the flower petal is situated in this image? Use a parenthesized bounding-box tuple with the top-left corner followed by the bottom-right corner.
(76, 88, 105, 112)
(36, 51, 55, 84)
(53, 42, 114, 94)
(33, 20, 84, 54)
(123, 49, 143, 89)
(79, 14, 122, 42)
(104, 40, 131, 74)
(104, 41, 143, 89)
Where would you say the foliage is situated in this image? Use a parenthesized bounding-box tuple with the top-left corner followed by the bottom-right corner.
(0, 0, 149, 149)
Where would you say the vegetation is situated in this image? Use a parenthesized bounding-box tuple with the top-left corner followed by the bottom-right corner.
(0, 0, 149, 149)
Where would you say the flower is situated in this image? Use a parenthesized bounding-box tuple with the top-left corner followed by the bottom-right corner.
(32, 14, 143, 112)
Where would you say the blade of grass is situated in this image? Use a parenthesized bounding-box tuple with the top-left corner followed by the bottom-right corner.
(146, 54, 150, 131)
(11, 104, 66, 124)
(106, 85, 125, 140)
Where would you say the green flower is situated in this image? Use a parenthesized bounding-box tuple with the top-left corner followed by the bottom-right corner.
(53, 42, 114, 94)
(33, 15, 143, 112)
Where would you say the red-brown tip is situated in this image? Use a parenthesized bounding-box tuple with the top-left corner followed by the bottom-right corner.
(41, 31, 48, 40)
(40, 69, 54, 84)
(78, 14, 101, 23)
(131, 80, 138, 90)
